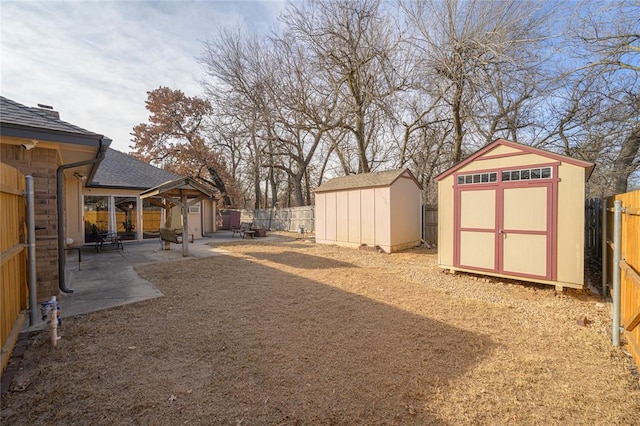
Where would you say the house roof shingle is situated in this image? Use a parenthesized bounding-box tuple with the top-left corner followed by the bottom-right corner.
(0, 96, 101, 137)
(90, 148, 182, 189)
(315, 168, 417, 193)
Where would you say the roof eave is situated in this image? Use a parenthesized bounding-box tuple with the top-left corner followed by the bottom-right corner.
(140, 177, 216, 199)
(0, 123, 104, 146)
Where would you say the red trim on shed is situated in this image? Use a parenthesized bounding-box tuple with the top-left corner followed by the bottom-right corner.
(453, 162, 560, 281)
(436, 139, 594, 182)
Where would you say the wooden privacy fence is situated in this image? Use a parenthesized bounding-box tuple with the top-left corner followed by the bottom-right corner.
(1, 163, 27, 373)
(604, 190, 640, 370)
(584, 198, 601, 258)
(422, 205, 437, 245)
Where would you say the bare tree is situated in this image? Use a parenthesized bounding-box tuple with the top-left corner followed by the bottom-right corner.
(200, 29, 278, 208)
(282, 0, 405, 173)
(403, 0, 552, 163)
(558, 0, 640, 194)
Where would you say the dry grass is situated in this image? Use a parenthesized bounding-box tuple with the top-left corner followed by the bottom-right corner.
(2, 234, 639, 424)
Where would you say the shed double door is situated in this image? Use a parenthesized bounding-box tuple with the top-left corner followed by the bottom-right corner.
(455, 183, 554, 280)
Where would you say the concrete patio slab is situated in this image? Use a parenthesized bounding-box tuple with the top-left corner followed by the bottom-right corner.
(24, 231, 274, 330)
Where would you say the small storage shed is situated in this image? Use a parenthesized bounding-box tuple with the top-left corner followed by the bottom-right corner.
(436, 139, 594, 289)
(315, 168, 422, 253)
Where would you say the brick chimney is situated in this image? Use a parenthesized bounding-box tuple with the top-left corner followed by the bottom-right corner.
(37, 103, 60, 120)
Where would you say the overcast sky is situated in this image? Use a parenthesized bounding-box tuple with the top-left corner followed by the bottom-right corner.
(1, 1, 286, 152)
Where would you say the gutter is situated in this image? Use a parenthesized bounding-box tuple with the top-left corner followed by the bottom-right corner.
(57, 138, 110, 293)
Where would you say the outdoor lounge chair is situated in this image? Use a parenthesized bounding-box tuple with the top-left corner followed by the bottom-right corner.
(231, 222, 255, 239)
(91, 224, 123, 252)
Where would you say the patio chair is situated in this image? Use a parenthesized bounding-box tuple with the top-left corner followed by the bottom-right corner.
(91, 224, 123, 252)
(232, 222, 255, 239)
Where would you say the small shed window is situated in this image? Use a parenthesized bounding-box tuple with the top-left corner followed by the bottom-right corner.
(457, 172, 497, 185)
(502, 167, 552, 182)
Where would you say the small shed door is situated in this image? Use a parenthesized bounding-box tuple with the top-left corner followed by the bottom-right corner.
(456, 188, 498, 272)
(455, 181, 554, 280)
(499, 183, 553, 280)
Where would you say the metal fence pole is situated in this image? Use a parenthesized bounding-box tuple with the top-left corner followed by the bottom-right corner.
(25, 175, 38, 326)
(612, 199, 622, 347)
(601, 199, 607, 295)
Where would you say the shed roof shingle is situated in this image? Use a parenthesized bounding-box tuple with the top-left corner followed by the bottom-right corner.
(90, 148, 182, 189)
(315, 169, 415, 193)
(0, 96, 101, 136)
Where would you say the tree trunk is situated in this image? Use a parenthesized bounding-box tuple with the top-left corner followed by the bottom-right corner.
(452, 81, 464, 164)
(292, 170, 305, 207)
(612, 124, 640, 194)
(269, 167, 278, 208)
(206, 166, 232, 206)
(355, 111, 370, 173)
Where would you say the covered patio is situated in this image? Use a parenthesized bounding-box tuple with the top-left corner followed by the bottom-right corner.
(140, 177, 216, 257)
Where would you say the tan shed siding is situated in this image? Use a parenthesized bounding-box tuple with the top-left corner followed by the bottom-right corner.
(485, 145, 522, 156)
(503, 234, 547, 276)
(458, 153, 548, 173)
(438, 176, 454, 267)
(460, 190, 495, 229)
(460, 231, 495, 269)
(390, 175, 421, 251)
(361, 189, 375, 245)
(503, 186, 547, 231)
(315, 193, 326, 240)
(347, 190, 361, 244)
(326, 192, 337, 241)
(556, 163, 585, 286)
(336, 191, 349, 242)
(374, 187, 390, 249)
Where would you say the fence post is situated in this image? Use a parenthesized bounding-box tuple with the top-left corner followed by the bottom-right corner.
(595, 198, 600, 259)
(612, 199, 622, 347)
(601, 198, 607, 295)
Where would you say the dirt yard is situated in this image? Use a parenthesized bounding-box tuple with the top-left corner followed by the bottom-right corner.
(2, 234, 639, 424)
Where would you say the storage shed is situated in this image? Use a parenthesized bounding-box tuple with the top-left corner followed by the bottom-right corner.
(437, 139, 594, 290)
(315, 168, 422, 253)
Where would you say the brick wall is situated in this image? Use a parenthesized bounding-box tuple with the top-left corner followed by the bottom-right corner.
(1, 144, 60, 301)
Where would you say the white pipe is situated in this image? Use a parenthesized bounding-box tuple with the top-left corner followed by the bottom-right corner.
(612, 200, 622, 347)
(40, 296, 61, 347)
(26, 175, 38, 326)
(49, 296, 60, 347)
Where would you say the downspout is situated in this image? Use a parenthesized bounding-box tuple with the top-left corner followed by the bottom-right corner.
(200, 200, 205, 237)
(57, 139, 109, 293)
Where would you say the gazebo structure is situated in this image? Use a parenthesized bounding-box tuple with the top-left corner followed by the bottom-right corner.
(140, 177, 216, 256)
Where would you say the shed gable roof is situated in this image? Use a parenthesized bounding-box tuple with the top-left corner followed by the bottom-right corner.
(435, 139, 595, 181)
(90, 148, 182, 189)
(315, 168, 421, 193)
